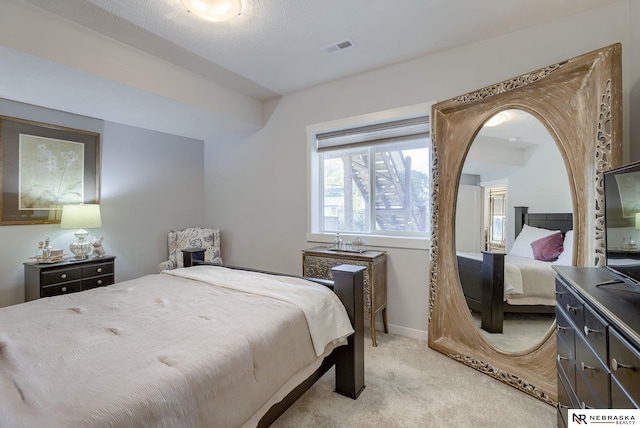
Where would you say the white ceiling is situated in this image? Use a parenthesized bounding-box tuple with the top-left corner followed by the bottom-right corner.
(463, 109, 556, 177)
(19, 0, 624, 100)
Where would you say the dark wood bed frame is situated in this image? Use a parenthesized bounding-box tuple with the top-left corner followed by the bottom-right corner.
(456, 206, 573, 333)
(182, 249, 365, 427)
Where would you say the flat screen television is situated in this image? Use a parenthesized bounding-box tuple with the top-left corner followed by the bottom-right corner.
(604, 161, 640, 286)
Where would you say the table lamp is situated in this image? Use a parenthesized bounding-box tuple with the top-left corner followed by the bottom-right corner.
(60, 204, 102, 259)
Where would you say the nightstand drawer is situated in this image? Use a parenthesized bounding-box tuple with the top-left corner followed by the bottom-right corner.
(41, 267, 82, 286)
(42, 281, 82, 297)
(82, 274, 114, 290)
(82, 262, 114, 277)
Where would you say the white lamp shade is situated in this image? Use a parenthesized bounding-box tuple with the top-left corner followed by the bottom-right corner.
(636, 212, 640, 229)
(60, 204, 102, 229)
(180, 0, 242, 22)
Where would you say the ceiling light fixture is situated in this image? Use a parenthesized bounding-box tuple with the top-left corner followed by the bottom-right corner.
(484, 113, 509, 127)
(180, 0, 242, 22)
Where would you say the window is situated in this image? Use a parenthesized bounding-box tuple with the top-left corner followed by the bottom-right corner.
(486, 185, 507, 251)
(312, 116, 430, 238)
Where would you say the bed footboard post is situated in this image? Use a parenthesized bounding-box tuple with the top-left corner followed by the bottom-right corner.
(481, 251, 505, 333)
(182, 248, 206, 267)
(331, 264, 366, 399)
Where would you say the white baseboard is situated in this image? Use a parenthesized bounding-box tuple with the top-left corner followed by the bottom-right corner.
(373, 321, 428, 342)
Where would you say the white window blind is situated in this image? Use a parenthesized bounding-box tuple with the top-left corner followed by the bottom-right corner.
(316, 116, 430, 151)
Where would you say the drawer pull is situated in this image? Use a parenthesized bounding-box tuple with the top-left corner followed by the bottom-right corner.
(97, 280, 103, 285)
(61, 286, 67, 292)
(581, 402, 595, 409)
(558, 403, 570, 410)
(566, 304, 579, 313)
(555, 290, 565, 296)
(60, 273, 67, 279)
(611, 358, 634, 371)
(97, 267, 103, 273)
(557, 325, 571, 331)
(557, 354, 569, 362)
(580, 361, 596, 371)
(583, 325, 601, 336)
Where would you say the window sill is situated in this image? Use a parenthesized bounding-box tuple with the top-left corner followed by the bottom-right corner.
(306, 233, 429, 251)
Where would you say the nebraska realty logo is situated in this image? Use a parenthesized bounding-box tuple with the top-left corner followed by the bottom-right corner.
(569, 409, 638, 426)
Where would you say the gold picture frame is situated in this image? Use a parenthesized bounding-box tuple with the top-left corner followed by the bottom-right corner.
(0, 115, 100, 225)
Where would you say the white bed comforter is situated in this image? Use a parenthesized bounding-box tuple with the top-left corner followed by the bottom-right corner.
(165, 266, 354, 356)
(457, 252, 557, 305)
(0, 265, 354, 428)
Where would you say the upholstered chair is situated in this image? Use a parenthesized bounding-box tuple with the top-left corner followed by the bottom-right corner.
(158, 227, 222, 272)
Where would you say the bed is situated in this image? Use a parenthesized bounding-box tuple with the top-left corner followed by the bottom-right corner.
(0, 249, 365, 428)
(456, 206, 573, 333)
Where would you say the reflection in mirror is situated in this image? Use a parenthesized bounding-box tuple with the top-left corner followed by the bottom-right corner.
(455, 110, 572, 352)
(429, 44, 622, 403)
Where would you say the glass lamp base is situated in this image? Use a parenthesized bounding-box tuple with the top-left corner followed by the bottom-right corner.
(69, 229, 92, 259)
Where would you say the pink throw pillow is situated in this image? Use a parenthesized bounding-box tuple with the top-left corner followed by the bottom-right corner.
(531, 231, 564, 261)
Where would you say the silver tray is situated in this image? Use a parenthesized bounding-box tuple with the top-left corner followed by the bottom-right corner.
(328, 248, 367, 253)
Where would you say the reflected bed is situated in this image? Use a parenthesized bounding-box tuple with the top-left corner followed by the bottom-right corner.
(456, 207, 573, 333)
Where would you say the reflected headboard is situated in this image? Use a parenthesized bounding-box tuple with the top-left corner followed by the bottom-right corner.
(515, 206, 573, 236)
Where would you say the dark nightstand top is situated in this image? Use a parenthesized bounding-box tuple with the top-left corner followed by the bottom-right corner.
(24, 255, 116, 268)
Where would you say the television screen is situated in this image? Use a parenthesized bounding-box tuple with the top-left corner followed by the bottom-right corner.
(604, 161, 640, 286)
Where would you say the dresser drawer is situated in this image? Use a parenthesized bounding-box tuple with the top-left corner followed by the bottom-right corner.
(41, 281, 82, 297)
(41, 267, 82, 286)
(557, 333, 575, 385)
(555, 278, 571, 309)
(82, 262, 114, 277)
(575, 333, 610, 408)
(558, 281, 584, 328)
(556, 308, 575, 355)
(554, 267, 640, 413)
(611, 376, 639, 408)
(582, 304, 609, 365)
(609, 327, 640, 403)
(557, 372, 576, 428)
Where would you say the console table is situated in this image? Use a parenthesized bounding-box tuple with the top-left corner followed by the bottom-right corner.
(302, 246, 387, 346)
(554, 266, 639, 427)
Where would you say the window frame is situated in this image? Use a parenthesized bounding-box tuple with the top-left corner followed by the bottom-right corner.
(306, 103, 433, 250)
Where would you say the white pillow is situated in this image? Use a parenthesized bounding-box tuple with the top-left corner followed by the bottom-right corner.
(555, 230, 574, 265)
(509, 224, 560, 259)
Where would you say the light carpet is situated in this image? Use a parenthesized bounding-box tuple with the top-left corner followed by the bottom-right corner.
(271, 332, 556, 427)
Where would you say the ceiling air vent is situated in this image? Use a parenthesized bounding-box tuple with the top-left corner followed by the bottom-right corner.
(322, 38, 357, 54)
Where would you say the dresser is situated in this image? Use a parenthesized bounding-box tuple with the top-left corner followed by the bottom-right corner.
(302, 246, 387, 346)
(24, 256, 116, 301)
(554, 266, 640, 427)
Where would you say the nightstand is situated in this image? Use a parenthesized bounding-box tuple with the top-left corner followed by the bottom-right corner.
(302, 246, 387, 346)
(24, 256, 116, 301)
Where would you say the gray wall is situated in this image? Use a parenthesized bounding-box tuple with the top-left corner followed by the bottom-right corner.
(204, 2, 634, 340)
(0, 99, 204, 307)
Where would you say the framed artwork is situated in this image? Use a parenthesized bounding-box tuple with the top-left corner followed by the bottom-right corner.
(0, 115, 100, 225)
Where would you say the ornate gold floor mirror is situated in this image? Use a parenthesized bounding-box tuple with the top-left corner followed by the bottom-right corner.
(428, 44, 622, 403)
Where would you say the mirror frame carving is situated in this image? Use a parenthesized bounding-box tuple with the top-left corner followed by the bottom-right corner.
(428, 44, 622, 403)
